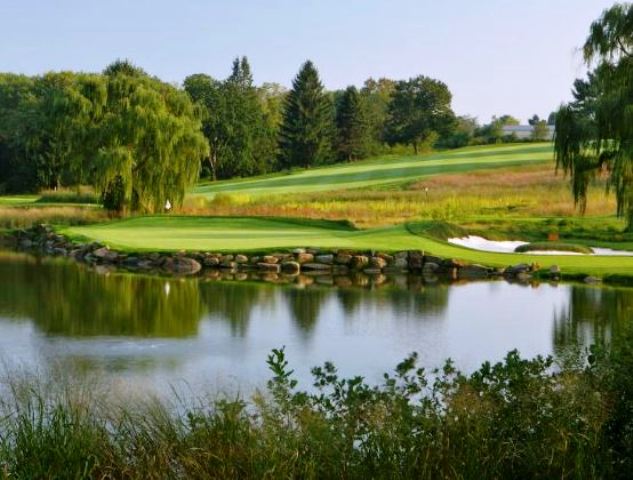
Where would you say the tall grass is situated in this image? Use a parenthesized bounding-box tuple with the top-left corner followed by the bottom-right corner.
(181, 164, 617, 229)
(0, 206, 109, 229)
(0, 340, 630, 479)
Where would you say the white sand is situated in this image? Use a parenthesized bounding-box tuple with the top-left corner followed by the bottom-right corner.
(447, 235, 633, 256)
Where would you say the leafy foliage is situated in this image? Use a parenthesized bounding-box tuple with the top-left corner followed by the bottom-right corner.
(555, 3, 633, 229)
(384, 75, 455, 154)
(0, 62, 208, 213)
(184, 57, 277, 180)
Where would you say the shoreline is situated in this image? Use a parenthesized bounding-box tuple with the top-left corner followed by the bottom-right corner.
(5, 224, 630, 287)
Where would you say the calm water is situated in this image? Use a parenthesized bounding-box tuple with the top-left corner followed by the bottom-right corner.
(0, 250, 631, 396)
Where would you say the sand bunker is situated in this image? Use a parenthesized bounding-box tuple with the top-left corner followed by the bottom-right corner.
(448, 236, 633, 256)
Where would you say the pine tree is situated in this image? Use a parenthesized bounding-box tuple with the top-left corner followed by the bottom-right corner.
(279, 61, 334, 168)
(185, 57, 274, 180)
(335, 86, 369, 161)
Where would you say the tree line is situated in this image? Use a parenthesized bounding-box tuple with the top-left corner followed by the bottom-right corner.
(0, 57, 548, 213)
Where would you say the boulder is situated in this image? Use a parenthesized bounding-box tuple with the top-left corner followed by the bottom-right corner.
(235, 254, 249, 264)
(262, 255, 279, 264)
(458, 264, 490, 279)
(505, 263, 532, 276)
(350, 255, 369, 270)
(302, 262, 332, 271)
(422, 262, 440, 274)
(257, 262, 281, 273)
(162, 256, 201, 275)
(315, 254, 334, 265)
(280, 261, 301, 275)
(369, 256, 387, 269)
(335, 253, 353, 265)
(220, 259, 236, 269)
(408, 251, 424, 270)
(92, 247, 119, 263)
(203, 256, 220, 267)
(393, 257, 409, 269)
(296, 252, 314, 264)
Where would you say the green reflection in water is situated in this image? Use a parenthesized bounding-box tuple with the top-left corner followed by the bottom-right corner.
(0, 252, 202, 337)
(553, 285, 633, 352)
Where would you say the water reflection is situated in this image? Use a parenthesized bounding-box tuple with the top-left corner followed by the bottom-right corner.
(0, 250, 631, 393)
(553, 285, 633, 352)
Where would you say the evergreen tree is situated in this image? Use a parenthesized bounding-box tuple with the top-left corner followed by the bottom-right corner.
(335, 86, 369, 161)
(279, 61, 334, 168)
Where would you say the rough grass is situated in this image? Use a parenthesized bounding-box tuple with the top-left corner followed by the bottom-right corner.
(36, 187, 99, 205)
(183, 160, 615, 229)
(0, 206, 108, 229)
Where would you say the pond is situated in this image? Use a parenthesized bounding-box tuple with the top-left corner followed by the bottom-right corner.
(0, 250, 631, 397)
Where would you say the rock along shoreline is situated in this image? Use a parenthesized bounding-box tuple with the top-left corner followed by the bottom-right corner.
(5, 224, 596, 285)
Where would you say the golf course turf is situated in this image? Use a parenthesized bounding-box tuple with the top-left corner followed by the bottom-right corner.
(193, 143, 554, 198)
(65, 216, 633, 277)
(27, 142, 633, 277)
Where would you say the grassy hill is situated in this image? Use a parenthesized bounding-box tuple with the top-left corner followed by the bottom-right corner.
(193, 143, 553, 198)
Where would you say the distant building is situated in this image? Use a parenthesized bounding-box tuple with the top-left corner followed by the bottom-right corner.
(502, 125, 555, 140)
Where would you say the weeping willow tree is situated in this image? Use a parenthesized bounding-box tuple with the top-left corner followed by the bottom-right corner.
(97, 61, 209, 213)
(555, 3, 633, 230)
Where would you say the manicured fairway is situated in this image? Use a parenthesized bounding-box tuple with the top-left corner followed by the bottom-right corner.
(193, 143, 553, 198)
(65, 216, 633, 276)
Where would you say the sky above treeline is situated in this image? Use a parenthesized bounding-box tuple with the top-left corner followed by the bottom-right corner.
(0, 0, 618, 124)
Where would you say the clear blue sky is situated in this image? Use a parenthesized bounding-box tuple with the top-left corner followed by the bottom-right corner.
(0, 0, 617, 123)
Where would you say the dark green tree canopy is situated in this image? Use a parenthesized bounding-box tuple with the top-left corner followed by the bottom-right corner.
(184, 57, 275, 180)
(555, 3, 633, 229)
(384, 75, 455, 154)
(278, 61, 334, 168)
(0, 62, 207, 212)
(335, 86, 369, 161)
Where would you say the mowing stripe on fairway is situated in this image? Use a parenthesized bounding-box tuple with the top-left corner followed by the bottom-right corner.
(193, 144, 553, 198)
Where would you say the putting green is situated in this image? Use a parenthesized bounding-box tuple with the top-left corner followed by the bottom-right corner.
(193, 143, 553, 198)
(65, 216, 633, 276)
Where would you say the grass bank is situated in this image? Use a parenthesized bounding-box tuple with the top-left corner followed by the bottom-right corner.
(1, 339, 633, 479)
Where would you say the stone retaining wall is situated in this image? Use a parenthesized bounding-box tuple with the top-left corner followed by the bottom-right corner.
(10, 224, 549, 282)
